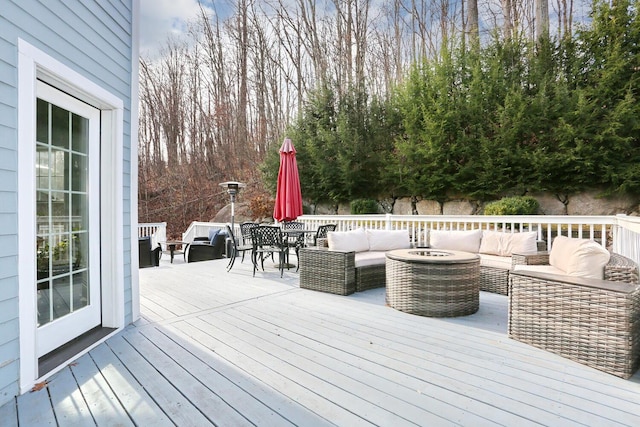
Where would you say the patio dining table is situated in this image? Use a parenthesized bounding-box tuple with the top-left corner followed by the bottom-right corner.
(281, 228, 317, 266)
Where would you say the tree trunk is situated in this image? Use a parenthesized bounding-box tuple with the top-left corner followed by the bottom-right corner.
(535, 0, 549, 41)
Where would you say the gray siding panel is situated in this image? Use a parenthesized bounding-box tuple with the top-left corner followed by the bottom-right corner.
(0, 146, 17, 173)
(0, 104, 15, 132)
(0, 277, 18, 304)
(0, 192, 17, 213)
(0, 257, 18, 281)
(0, 0, 134, 407)
(0, 170, 17, 192)
(0, 236, 17, 258)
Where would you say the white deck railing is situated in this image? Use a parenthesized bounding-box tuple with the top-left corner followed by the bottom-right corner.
(181, 221, 233, 243)
(138, 214, 640, 265)
(137, 222, 167, 249)
(297, 214, 618, 250)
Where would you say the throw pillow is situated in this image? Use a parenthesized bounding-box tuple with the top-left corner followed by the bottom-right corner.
(208, 228, 220, 246)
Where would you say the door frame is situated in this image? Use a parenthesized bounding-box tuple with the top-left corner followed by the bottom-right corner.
(18, 40, 125, 393)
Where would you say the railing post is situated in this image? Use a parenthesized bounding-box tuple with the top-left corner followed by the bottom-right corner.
(385, 213, 392, 230)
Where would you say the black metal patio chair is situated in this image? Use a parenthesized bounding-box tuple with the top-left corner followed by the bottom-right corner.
(313, 224, 337, 246)
(225, 225, 253, 272)
(250, 225, 287, 277)
(239, 222, 259, 263)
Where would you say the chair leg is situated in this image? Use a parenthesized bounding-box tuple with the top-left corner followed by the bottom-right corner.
(252, 251, 258, 277)
(226, 246, 236, 272)
(260, 252, 266, 271)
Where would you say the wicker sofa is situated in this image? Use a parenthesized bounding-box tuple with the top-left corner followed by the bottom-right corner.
(508, 236, 640, 378)
(299, 228, 542, 296)
(299, 228, 410, 295)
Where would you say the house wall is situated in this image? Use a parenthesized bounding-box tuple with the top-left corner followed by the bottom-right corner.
(0, 0, 135, 406)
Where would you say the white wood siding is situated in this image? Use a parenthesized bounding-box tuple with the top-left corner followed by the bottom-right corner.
(0, 0, 135, 407)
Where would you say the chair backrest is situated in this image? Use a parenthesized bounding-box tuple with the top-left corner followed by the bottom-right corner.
(315, 224, 337, 244)
(138, 236, 153, 268)
(240, 222, 259, 245)
(283, 221, 304, 230)
(250, 225, 283, 249)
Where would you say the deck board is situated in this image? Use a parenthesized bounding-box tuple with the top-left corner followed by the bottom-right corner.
(4, 256, 640, 426)
(16, 379, 57, 426)
(133, 326, 300, 427)
(105, 335, 213, 426)
(68, 352, 133, 426)
(47, 367, 95, 426)
(87, 342, 172, 426)
(0, 397, 18, 427)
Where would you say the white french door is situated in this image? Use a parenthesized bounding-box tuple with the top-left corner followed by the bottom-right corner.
(35, 81, 101, 357)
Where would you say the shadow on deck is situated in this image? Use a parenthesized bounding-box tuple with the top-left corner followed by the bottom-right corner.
(3, 255, 640, 426)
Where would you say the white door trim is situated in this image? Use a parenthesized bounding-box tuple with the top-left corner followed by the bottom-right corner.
(18, 39, 125, 393)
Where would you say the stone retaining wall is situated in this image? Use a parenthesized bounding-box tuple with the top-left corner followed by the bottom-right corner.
(307, 191, 640, 217)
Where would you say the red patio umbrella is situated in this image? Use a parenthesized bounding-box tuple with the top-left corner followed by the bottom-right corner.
(273, 138, 303, 222)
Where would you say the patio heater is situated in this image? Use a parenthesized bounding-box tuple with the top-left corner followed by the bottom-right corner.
(219, 181, 246, 235)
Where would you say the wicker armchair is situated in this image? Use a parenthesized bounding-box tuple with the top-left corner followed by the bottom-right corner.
(509, 252, 640, 378)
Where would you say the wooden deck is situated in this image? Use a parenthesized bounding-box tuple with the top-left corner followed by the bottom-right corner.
(3, 255, 640, 426)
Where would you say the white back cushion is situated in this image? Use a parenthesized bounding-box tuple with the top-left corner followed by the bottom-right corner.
(367, 229, 410, 251)
(328, 228, 369, 252)
(549, 236, 610, 279)
(429, 229, 483, 253)
(479, 230, 538, 256)
(508, 231, 538, 254)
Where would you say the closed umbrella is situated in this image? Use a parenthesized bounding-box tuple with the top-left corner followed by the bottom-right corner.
(273, 138, 303, 222)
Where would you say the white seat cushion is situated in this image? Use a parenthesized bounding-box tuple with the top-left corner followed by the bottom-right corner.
(355, 251, 387, 268)
(429, 229, 483, 253)
(549, 236, 610, 279)
(513, 264, 567, 276)
(328, 228, 369, 253)
(479, 254, 513, 270)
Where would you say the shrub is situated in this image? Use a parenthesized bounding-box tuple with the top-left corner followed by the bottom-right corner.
(249, 194, 274, 220)
(483, 196, 539, 215)
(350, 199, 379, 214)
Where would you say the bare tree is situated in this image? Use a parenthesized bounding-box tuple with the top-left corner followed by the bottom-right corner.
(468, 0, 480, 48)
(536, 0, 550, 40)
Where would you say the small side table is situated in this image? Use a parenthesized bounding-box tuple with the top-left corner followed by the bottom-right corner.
(164, 241, 189, 263)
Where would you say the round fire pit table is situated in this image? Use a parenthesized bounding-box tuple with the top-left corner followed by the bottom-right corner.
(385, 249, 480, 317)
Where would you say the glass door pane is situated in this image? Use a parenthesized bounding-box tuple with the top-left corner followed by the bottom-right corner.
(36, 99, 91, 327)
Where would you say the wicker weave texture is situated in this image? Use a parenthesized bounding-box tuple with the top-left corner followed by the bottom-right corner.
(605, 253, 640, 284)
(509, 273, 640, 378)
(356, 264, 386, 292)
(480, 266, 509, 295)
(511, 252, 550, 268)
(386, 257, 480, 317)
(299, 248, 356, 295)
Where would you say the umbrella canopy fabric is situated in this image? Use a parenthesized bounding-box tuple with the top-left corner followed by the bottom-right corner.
(273, 138, 303, 222)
